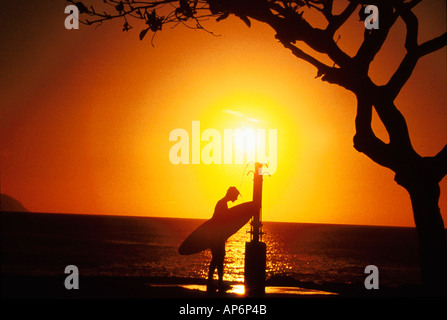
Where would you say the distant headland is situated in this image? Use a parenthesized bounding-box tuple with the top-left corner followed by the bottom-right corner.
(0, 194, 28, 212)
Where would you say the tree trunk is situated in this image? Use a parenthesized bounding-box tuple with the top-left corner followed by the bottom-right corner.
(354, 92, 447, 292)
(400, 174, 447, 292)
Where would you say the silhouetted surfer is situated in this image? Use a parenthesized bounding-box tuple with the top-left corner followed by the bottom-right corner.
(207, 186, 240, 292)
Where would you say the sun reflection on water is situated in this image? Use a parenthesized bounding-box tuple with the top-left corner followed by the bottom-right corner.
(171, 219, 420, 288)
(221, 224, 250, 283)
(185, 222, 297, 284)
(219, 223, 294, 283)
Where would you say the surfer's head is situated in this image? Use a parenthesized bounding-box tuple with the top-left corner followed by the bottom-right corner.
(226, 186, 240, 202)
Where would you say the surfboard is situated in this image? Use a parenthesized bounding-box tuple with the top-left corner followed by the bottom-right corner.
(178, 202, 256, 255)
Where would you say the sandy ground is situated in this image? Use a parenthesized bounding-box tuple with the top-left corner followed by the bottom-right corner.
(2, 273, 445, 318)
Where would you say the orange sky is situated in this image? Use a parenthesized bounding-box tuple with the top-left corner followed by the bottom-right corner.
(1, 1, 446, 227)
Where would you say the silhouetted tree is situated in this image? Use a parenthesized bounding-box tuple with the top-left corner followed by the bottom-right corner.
(72, 0, 447, 291)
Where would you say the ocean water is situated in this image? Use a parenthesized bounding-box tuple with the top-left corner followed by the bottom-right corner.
(0, 212, 422, 287)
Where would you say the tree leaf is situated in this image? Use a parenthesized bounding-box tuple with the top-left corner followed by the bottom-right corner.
(123, 21, 132, 32)
(179, 0, 194, 17)
(216, 11, 230, 22)
(315, 69, 324, 79)
(139, 28, 150, 40)
(115, 1, 124, 14)
(238, 15, 251, 28)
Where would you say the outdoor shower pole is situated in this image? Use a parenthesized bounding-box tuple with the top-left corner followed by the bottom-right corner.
(245, 162, 266, 296)
(251, 162, 263, 242)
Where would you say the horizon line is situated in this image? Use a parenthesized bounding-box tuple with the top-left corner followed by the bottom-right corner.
(0, 210, 419, 229)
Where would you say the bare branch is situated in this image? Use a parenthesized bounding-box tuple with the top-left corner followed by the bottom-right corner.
(69, 0, 214, 36)
(386, 49, 419, 99)
(326, 0, 359, 37)
(407, 0, 423, 9)
(418, 32, 447, 57)
(305, 0, 333, 22)
(397, 1, 419, 52)
(386, 3, 446, 100)
(433, 144, 447, 182)
(260, 12, 352, 68)
(381, 2, 419, 98)
(353, 95, 394, 169)
(353, 3, 399, 72)
(280, 41, 331, 76)
(373, 93, 414, 153)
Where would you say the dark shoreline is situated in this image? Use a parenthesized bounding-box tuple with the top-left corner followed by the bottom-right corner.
(1, 273, 439, 300)
(2, 273, 446, 319)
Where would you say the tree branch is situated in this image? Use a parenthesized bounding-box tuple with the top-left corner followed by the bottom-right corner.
(418, 32, 447, 57)
(386, 52, 419, 100)
(280, 41, 332, 74)
(372, 93, 415, 154)
(385, 1, 429, 99)
(279, 40, 354, 88)
(250, 2, 352, 68)
(398, 1, 419, 52)
(353, 94, 395, 169)
(353, 3, 399, 72)
(305, 0, 334, 22)
(386, 3, 446, 100)
(326, 0, 359, 37)
(433, 144, 447, 182)
(382, 1, 418, 99)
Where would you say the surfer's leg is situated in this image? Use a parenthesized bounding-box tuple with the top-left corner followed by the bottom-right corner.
(217, 264, 223, 287)
(207, 249, 219, 292)
(216, 243, 225, 287)
(208, 257, 216, 282)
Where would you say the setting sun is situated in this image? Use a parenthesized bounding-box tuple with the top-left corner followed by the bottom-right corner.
(234, 127, 257, 154)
